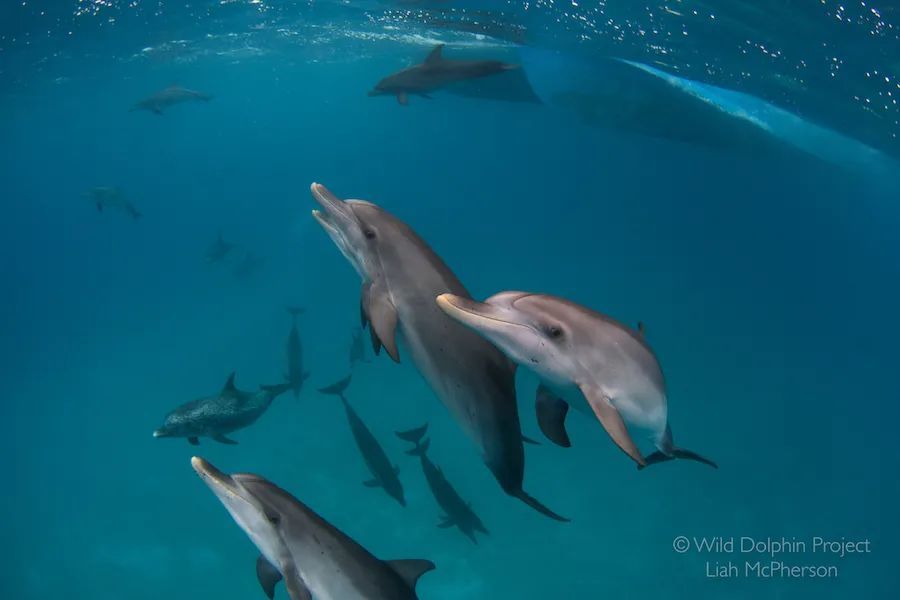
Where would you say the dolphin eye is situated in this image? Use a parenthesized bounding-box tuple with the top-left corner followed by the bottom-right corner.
(363, 229, 376, 240)
(545, 325, 564, 340)
(266, 513, 280, 526)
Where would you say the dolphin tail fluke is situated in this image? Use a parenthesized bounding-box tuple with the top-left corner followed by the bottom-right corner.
(396, 423, 428, 444)
(404, 437, 431, 457)
(512, 489, 570, 522)
(639, 424, 717, 470)
(317, 374, 352, 397)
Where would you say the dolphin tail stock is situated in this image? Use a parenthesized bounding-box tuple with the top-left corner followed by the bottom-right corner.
(639, 424, 718, 471)
(511, 488, 570, 522)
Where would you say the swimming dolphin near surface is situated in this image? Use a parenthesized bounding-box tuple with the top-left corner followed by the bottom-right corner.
(153, 373, 290, 445)
(369, 44, 518, 106)
(317, 375, 406, 507)
(285, 306, 310, 398)
(397, 424, 489, 544)
(310, 183, 566, 521)
(437, 292, 717, 470)
(130, 85, 212, 115)
(349, 326, 369, 368)
(206, 232, 235, 263)
(191, 457, 435, 600)
(84, 186, 141, 219)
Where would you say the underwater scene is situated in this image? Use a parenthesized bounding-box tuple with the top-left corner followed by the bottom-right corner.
(2, 1, 900, 598)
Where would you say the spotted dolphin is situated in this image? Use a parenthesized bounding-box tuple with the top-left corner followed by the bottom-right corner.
(437, 292, 717, 470)
(310, 183, 566, 521)
(369, 44, 518, 105)
(191, 457, 435, 600)
(130, 85, 212, 115)
(397, 424, 489, 544)
(153, 373, 290, 445)
(318, 375, 406, 507)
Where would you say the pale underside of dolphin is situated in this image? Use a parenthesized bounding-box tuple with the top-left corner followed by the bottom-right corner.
(436, 291, 716, 470)
(309, 183, 567, 521)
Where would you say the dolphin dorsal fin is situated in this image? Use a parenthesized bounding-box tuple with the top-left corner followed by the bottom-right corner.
(385, 559, 436, 590)
(222, 372, 237, 393)
(424, 44, 445, 65)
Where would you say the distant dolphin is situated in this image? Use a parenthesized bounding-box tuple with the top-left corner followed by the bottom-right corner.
(369, 44, 518, 105)
(232, 251, 266, 279)
(349, 326, 369, 368)
(84, 186, 141, 219)
(397, 424, 488, 544)
(285, 306, 310, 398)
(437, 292, 717, 470)
(191, 457, 435, 600)
(130, 85, 212, 115)
(311, 183, 566, 521)
(153, 373, 290, 445)
(206, 232, 235, 263)
(318, 375, 406, 507)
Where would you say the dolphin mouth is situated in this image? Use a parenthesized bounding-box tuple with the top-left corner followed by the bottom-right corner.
(436, 293, 531, 331)
(191, 456, 243, 500)
(310, 182, 353, 238)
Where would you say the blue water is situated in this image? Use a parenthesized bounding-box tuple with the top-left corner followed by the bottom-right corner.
(3, 1, 899, 598)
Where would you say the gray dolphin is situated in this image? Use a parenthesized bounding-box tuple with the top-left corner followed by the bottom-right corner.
(84, 186, 141, 219)
(191, 456, 435, 600)
(285, 306, 310, 398)
(369, 44, 518, 105)
(130, 85, 212, 115)
(397, 424, 489, 544)
(437, 292, 717, 470)
(153, 373, 290, 445)
(318, 375, 406, 507)
(310, 183, 566, 521)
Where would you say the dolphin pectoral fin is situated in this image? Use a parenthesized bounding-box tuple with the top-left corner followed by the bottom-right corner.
(536, 385, 572, 448)
(638, 448, 718, 470)
(511, 489, 570, 522)
(212, 433, 238, 445)
(521, 434, 541, 445)
(361, 280, 400, 362)
(363, 479, 381, 487)
(282, 565, 312, 600)
(418, 93, 433, 100)
(385, 559, 436, 590)
(256, 555, 282, 600)
(437, 516, 454, 528)
(187, 436, 200, 446)
(151, 107, 163, 115)
(580, 384, 646, 467)
(397, 92, 409, 106)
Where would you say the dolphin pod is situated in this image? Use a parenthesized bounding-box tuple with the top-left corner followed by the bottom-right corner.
(436, 292, 717, 470)
(310, 182, 567, 522)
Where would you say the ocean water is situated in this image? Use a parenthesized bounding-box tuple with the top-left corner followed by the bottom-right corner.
(2, 1, 899, 599)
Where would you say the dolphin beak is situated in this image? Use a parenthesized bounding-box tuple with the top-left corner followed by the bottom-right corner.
(191, 456, 240, 497)
(436, 293, 526, 332)
(152, 429, 164, 438)
(310, 182, 353, 237)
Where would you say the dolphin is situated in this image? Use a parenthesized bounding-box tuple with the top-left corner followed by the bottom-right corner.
(368, 44, 518, 105)
(130, 85, 212, 115)
(233, 251, 266, 279)
(153, 373, 290, 445)
(206, 232, 235, 263)
(285, 306, 310, 398)
(397, 424, 489, 544)
(349, 326, 369, 368)
(436, 292, 717, 470)
(318, 375, 406, 507)
(310, 183, 565, 521)
(84, 186, 141, 219)
(191, 456, 435, 600)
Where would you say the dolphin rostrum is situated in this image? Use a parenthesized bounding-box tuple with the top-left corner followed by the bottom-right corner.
(437, 292, 717, 470)
(191, 456, 435, 600)
(153, 373, 290, 445)
(397, 424, 489, 544)
(84, 186, 141, 219)
(318, 375, 406, 507)
(130, 85, 212, 115)
(310, 183, 566, 521)
(368, 44, 518, 105)
(285, 306, 310, 398)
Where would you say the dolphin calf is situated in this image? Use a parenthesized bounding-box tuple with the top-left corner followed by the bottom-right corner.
(310, 183, 565, 521)
(284, 306, 310, 398)
(318, 375, 406, 507)
(191, 457, 435, 600)
(206, 232, 235, 263)
(130, 85, 212, 115)
(397, 424, 489, 544)
(153, 373, 290, 445)
(84, 186, 141, 219)
(437, 292, 717, 470)
(369, 44, 518, 105)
